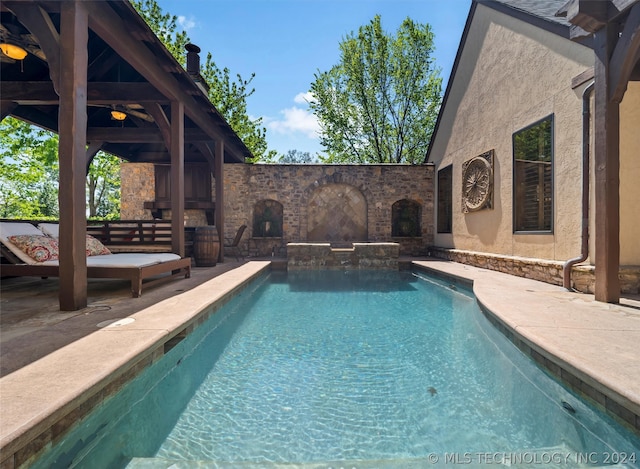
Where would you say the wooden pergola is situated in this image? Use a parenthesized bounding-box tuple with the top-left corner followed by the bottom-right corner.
(559, 0, 640, 303)
(1, 0, 252, 310)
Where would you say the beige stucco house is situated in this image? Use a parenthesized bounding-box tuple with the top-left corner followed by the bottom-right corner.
(427, 0, 639, 297)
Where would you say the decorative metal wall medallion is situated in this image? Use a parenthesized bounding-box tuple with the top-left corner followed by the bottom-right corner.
(462, 150, 494, 213)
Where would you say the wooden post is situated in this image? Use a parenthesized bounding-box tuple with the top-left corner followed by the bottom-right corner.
(593, 22, 620, 303)
(58, 1, 88, 311)
(215, 139, 224, 262)
(170, 101, 185, 257)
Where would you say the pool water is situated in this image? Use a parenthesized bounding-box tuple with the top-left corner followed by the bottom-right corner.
(32, 270, 639, 468)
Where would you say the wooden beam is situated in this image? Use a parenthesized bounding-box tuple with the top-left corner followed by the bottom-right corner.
(57, 0, 88, 311)
(571, 66, 595, 89)
(558, 0, 608, 32)
(170, 101, 185, 257)
(88, 4, 216, 135)
(144, 103, 171, 149)
(193, 141, 217, 171)
(594, 22, 621, 303)
(0, 101, 17, 120)
(85, 141, 103, 174)
(87, 47, 120, 81)
(0, 82, 168, 105)
(609, 2, 640, 102)
(87, 2, 248, 160)
(215, 139, 224, 262)
(86, 127, 212, 143)
(7, 3, 62, 93)
(5, 106, 58, 132)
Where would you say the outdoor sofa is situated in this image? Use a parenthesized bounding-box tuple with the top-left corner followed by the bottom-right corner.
(0, 221, 191, 297)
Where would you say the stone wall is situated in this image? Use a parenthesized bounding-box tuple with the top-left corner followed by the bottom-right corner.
(120, 163, 154, 220)
(223, 164, 434, 257)
(121, 163, 434, 258)
(432, 247, 640, 294)
(287, 243, 400, 270)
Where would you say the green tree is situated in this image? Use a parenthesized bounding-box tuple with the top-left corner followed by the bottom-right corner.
(0, 117, 123, 219)
(310, 15, 442, 164)
(0, 117, 59, 218)
(132, 0, 276, 162)
(87, 153, 122, 218)
(202, 60, 277, 162)
(279, 149, 316, 164)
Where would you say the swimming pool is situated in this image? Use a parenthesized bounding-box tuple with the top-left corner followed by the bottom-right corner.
(32, 270, 639, 468)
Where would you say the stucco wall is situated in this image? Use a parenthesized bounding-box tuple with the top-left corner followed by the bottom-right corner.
(620, 82, 640, 264)
(429, 4, 593, 262)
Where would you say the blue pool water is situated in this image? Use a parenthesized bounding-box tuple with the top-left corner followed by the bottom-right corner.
(33, 270, 639, 468)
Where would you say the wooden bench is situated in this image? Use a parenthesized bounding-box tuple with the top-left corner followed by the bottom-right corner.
(0, 221, 192, 297)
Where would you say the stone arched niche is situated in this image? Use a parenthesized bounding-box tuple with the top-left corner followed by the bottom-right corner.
(307, 183, 367, 244)
(392, 199, 421, 237)
(253, 199, 283, 237)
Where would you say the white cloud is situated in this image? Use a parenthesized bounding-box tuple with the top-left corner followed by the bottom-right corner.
(177, 15, 196, 31)
(267, 93, 320, 139)
(294, 92, 316, 105)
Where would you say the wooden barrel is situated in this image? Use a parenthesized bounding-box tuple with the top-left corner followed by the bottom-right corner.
(193, 225, 220, 267)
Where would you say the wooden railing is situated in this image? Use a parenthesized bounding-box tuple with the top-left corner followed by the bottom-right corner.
(86, 220, 195, 254)
(0, 219, 195, 258)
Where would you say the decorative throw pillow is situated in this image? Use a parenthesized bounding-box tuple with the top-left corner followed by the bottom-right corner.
(7, 234, 60, 262)
(86, 234, 111, 256)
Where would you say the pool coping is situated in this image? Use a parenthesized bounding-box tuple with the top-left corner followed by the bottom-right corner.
(1, 259, 639, 466)
(0, 261, 271, 468)
(413, 260, 640, 433)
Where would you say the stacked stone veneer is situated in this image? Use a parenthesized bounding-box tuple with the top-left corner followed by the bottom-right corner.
(120, 163, 154, 220)
(224, 164, 434, 257)
(431, 247, 640, 294)
(121, 163, 434, 257)
(288, 243, 399, 270)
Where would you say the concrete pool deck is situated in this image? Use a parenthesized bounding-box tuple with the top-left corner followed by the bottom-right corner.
(1, 258, 639, 466)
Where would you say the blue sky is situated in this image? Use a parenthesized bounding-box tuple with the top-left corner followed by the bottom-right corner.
(156, 0, 471, 157)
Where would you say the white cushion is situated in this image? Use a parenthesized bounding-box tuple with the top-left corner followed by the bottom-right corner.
(85, 253, 180, 268)
(0, 222, 46, 264)
(0, 221, 43, 239)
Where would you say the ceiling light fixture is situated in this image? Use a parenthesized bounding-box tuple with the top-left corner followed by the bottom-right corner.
(0, 43, 28, 60)
(110, 110, 127, 121)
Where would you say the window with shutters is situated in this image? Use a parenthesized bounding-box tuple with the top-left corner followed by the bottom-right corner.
(437, 165, 453, 233)
(513, 116, 553, 232)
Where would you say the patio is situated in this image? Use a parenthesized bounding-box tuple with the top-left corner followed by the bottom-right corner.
(0, 259, 255, 377)
(1, 258, 639, 468)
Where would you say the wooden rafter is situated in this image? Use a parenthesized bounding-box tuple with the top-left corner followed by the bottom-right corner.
(1, 81, 169, 105)
(610, 2, 640, 101)
(7, 3, 61, 91)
